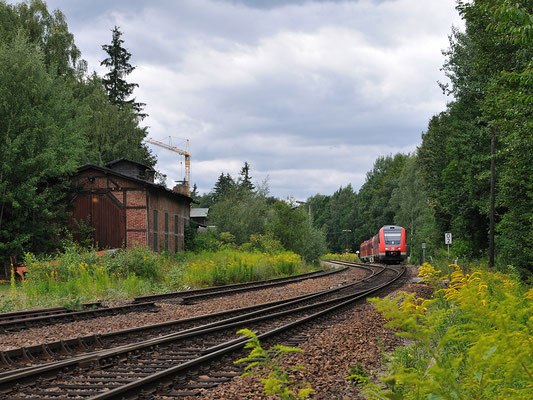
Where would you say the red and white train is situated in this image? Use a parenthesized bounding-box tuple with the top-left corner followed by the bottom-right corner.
(359, 225, 406, 264)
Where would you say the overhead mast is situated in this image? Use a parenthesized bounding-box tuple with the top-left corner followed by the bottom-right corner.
(144, 137, 191, 196)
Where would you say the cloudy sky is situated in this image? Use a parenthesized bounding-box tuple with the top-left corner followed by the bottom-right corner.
(40, 0, 462, 199)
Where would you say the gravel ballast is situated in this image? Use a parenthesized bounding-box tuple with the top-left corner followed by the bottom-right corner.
(0, 268, 367, 351)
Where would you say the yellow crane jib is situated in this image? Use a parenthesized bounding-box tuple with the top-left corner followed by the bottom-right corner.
(145, 137, 191, 196)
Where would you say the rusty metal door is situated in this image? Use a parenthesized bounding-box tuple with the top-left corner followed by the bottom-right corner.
(72, 193, 124, 249)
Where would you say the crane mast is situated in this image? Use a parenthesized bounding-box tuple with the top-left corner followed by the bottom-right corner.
(145, 137, 191, 196)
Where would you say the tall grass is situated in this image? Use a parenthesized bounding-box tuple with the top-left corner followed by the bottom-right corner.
(180, 250, 303, 287)
(321, 253, 361, 263)
(0, 245, 314, 312)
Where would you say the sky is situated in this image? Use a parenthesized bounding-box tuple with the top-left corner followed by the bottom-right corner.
(34, 0, 462, 199)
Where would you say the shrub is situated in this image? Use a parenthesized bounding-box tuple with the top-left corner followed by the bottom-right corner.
(235, 329, 314, 399)
(363, 264, 533, 399)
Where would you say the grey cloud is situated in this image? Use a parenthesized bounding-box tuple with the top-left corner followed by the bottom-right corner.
(37, 0, 460, 198)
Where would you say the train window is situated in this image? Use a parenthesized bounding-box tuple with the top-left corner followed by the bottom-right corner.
(384, 231, 402, 245)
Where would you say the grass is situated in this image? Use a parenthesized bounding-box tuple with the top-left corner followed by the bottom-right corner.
(321, 253, 361, 263)
(0, 244, 321, 312)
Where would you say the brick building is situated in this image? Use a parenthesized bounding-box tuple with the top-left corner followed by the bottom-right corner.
(70, 159, 192, 252)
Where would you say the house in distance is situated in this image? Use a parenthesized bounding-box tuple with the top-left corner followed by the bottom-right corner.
(70, 159, 192, 252)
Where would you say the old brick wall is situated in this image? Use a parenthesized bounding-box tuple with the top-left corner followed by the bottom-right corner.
(73, 167, 190, 252)
(147, 190, 190, 252)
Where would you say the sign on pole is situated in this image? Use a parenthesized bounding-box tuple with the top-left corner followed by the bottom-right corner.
(445, 232, 452, 257)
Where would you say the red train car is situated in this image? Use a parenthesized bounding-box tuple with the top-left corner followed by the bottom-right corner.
(359, 225, 406, 264)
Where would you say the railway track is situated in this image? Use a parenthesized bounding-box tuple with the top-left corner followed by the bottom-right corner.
(0, 265, 368, 370)
(0, 302, 158, 333)
(0, 267, 346, 333)
(0, 262, 406, 400)
(133, 267, 348, 304)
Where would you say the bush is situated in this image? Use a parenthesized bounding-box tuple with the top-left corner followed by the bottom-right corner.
(241, 233, 285, 254)
(364, 263, 533, 399)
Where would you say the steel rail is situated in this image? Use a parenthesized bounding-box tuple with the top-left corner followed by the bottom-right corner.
(0, 264, 404, 399)
(0, 302, 157, 332)
(92, 265, 405, 400)
(133, 267, 348, 304)
(0, 265, 374, 372)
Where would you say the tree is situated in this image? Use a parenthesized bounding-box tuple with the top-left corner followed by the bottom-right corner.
(209, 188, 269, 245)
(419, 0, 532, 272)
(239, 161, 255, 191)
(266, 200, 327, 264)
(355, 154, 407, 245)
(389, 155, 438, 262)
(74, 73, 155, 167)
(0, 34, 86, 265)
(0, 0, 82, 78)
(101, 26, 146, 118)
(212, 172, 236, 203)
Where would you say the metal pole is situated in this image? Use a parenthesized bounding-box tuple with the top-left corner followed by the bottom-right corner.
(489, 131, 495, 268)
(478, 120, 496, 268)
(342, 229, 352, 254)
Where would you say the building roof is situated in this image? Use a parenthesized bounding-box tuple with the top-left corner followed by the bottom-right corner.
(105, 158, 156, 172)
(190, 208, 209, 218)
(76, 164, 192, 202)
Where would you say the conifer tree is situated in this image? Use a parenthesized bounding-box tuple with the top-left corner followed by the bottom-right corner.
(212, 173, 235, 202)
(101, 26, 146, 118)
(239, 162, 255, 191)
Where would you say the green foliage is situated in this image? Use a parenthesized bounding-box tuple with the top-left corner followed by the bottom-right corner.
(241, 232, 286, 254)
(0, 0, 156, 267)
(355, 154, 409, 245)
(308, 186, 358, 253)
(101, 26, 145, 117)
(389, 155, 438, 263)
(209, 184, 269, 245)
(0, 32, 86, 266)
(235, 329, 314, 399)
(179, 249, 304, 287)
(322, 253, 361, 263)
(346, 362, 370, 386)
(266, 200, 327, 264)
(71, 215, 95, 249)
(418, 0, 533, 272)
(363, 264, 533, 399)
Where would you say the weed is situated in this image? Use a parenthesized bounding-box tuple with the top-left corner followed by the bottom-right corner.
(346, 362, 370, 386)
(363, 263, 533, 399)
(235, 329, 314, 399)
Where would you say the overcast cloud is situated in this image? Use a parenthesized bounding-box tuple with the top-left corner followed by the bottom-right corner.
(35, 0, 462, 199)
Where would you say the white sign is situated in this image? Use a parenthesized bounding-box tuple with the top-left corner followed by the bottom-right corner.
(445, 233, 452, 245)
(422, 243, 426, 249)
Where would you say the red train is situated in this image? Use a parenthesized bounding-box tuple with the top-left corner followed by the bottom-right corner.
(359, 225, 406, 264)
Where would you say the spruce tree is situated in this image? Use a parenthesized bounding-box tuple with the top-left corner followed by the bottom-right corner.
(212, 173, 235, 202)
(101, 26, 146, 118)
(239, 162, 255, 191)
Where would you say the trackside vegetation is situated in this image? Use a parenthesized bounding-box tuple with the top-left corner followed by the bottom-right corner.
(0, 241, 316, 312)
(362, 264, 532, 400)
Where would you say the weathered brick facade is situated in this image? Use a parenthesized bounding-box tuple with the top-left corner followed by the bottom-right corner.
(71, 160, 191, 252)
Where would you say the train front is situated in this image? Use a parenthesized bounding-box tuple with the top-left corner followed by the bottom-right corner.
(378, 225, 406, 264)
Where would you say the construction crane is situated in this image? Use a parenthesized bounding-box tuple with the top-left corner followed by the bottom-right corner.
(144, 137, 191, 196)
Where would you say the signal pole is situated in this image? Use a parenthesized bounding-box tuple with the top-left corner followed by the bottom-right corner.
(342, 229, 352, 254)
(478, 120, 495, 268)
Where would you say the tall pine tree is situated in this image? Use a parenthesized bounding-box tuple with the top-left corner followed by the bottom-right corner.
(239, 162, 255, 191)
(101, 26, 146, 118)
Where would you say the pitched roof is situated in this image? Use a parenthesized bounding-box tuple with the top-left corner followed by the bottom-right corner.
(104, 158, 156, 171)
(76, 164, 192, 202)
